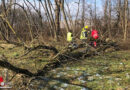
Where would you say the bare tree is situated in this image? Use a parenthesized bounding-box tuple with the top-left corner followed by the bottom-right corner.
(94, 0, 96, 29)
(55, 0, 61, 40)
(81, 0, 85, 28)
(75, 0, 81, 27)
(108, 0, 112, 38)
(60, 0, 70, 32)
(118, 0, 128, 41)
(124, 0, 128, 41)
(104, 0, 108, 26)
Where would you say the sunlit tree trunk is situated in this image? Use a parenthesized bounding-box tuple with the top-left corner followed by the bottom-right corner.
(108, 0, 112, 38)
(46, 0, 58, 40)
(55, 0, 61, 40)
(60, 0, 70, 32)
(103, 0, 108, 36)
(94, 0, 96, 29)
(81, 0, 85, 28)
(124, 0, 128, 41)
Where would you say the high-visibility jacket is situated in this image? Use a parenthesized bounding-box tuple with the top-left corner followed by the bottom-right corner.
(80, 28, 87, 40)
(67, 32, 72, 42)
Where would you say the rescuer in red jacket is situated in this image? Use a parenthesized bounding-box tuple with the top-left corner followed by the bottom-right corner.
(91, 29, 99, 47)
(0, 76, 4, 86)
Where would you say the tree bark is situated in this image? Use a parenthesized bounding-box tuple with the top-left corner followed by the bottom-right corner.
(124, 0, 128, 41)
(55, 0, 61, 40)
(94, 0, 97, 29)
(104, 0, 108, 35)
(108, 0, 112, 38)
(46, 0, 57, 40)
(81, 0, 85, 28)
(60, 0, 70, 32)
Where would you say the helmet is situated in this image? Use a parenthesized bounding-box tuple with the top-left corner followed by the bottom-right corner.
(85, 25, 88, 29)
(83, 25, 88, 31)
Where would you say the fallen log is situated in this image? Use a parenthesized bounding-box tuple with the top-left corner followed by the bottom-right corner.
(0, 40, 119, 77)
(0, 57, 35, 77)
(0, 45, 83, 77)
(19, 45, 59, 58)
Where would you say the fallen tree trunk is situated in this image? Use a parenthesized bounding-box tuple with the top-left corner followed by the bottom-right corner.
(24, 45, 59, 55)
(0, 44, 83, 77)
(0, 40, 119, 77)
(0, 59, 35, 77)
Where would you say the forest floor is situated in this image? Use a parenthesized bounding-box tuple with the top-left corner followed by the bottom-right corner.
(0, 42, 130, 90)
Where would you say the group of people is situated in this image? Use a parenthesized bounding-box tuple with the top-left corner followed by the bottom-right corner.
(67, 25, 99, 47)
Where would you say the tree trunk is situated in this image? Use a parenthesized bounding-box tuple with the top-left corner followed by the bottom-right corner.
(46, 0, 57, 40)
(94, 0, 96, 29)
(81, 0, 85, 28)
(43, 0, 57, 39)
(108, 0, 112, 38)
(55, 0, 61, 40)
(1, 0, 8, 39)
(60, 0, 70, 32)
(75, 0, 81, 30)
(124, 0, 128, 41)
(104, 0, 108, 35)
